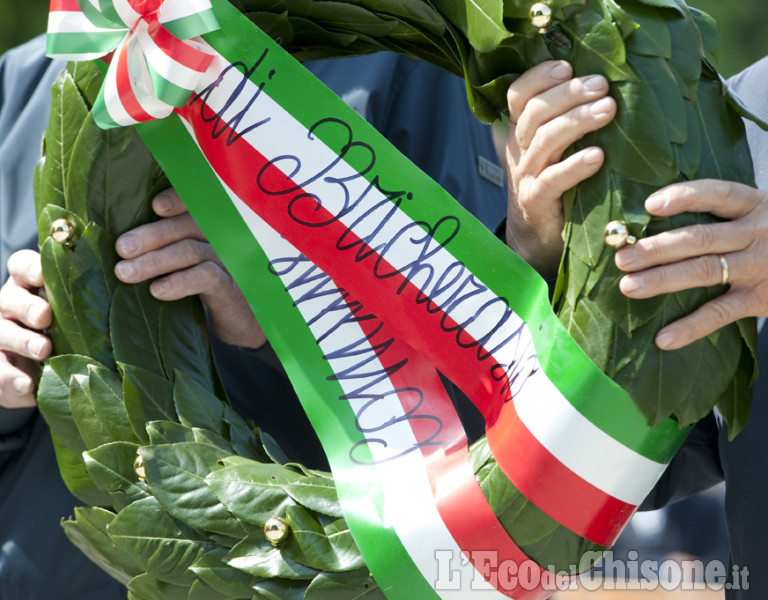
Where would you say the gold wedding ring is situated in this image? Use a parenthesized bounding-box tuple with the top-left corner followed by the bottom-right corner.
(718, 254, 729, 286)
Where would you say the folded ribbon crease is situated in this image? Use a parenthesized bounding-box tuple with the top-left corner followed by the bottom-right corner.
(47, 0, 220, 128)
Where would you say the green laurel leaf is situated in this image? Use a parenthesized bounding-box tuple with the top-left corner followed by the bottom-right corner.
(206, 461, 303, 526)
(37, 354, 102, 453)
(108, 496, 221, 586)
(110, 283, 165, 378)
(62, 506, 143, 586)
(159, 299, 221, 392)
(141, 442, 251, 538)
(69, 373, 113, 449)
(49, 429, 112, 506)
(83, 441, 150, 510)
(173, 370, 228, 437)
(282, 505, 365, 572)
(88, 364, 140, 443)
(304, 570, 386, 600)
(127, 573, 191, 600)
(121, 363, 177, 444)
(189, 547, 262, 598)
(225, 531, 320, 579)
(285, 476, 345, 518)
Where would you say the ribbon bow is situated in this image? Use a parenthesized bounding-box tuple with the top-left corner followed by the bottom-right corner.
(46, 0, 220, 129)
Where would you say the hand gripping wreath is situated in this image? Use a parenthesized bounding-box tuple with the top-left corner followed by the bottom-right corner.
(37, 1, 760, 599)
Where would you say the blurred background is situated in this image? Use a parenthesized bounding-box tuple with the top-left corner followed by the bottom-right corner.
(1, 0, 767, 77)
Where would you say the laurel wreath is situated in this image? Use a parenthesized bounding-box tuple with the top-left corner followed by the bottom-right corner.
(34, 2, 761, 599)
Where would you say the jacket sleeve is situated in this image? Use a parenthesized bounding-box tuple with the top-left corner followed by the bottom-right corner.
(0, 37, 60, 455)
(640, 411, 724, 510)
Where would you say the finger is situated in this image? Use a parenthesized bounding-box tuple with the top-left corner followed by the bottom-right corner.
(0, 319, 52, 360)
(116, 212, 205, 259)
(0, 281, 53, 331)
(515, 96, 616, 178)
(115, 238, 222, 284)
(615, 220, 748, 273)
(155, 263, 267, 349)
(0, 352, 38, 408)
(148, 261, 232, 302)
(619, 253, 735, 299)
(513, 147, 604, 257)
(152, 189, 188, 218)
(7, 249, 44, 288)
(645, 180, 763, 221)
(515, 75, 612, 151)
(520, 146, 605, 206)
(653, 290, 752, 351)
(507, 61, 573, 125)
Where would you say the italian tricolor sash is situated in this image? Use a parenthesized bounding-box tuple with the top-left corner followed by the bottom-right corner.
(46, 0, 690, 597)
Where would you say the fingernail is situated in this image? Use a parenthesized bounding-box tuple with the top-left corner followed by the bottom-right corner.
(584, 75, 605, 92)
(14, 377, 31, 394)
(27, 262, 42, 283)
(583, 148, 603, 165)
(29, 337, 46, 359)
(615, 247, 637, 269)
(590, 97, 614, 116)
(646, 193, 667, 213)
(619, 274, 642, 294)
(656, 331, 676, 350)
(150, 280, 169, 298)
(27, 305, 45, 326)
(115, 261, 135, 280)
(154, 193, 174, 214)
(551, 62, 571, 81)
(117, 233, 139, 256)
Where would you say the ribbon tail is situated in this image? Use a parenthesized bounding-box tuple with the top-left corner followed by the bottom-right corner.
(159, 0, 220, 39)
(47, 8, 127, 60)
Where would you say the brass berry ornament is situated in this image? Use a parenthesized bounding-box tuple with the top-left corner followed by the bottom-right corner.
(49, 218, 75, 244)
(529, 3, 552, 33)
(264, 517, 290, 546)
(133, 454, 146, 483)
(603, 221, 637, 249)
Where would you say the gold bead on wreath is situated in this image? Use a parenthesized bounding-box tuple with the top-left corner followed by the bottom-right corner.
(529, 3, 553, 33)
(264, 517, 290, 546)
(603, 221, 637, 249)
(50, 219, 75, 244)
(133, 454, 147, 483)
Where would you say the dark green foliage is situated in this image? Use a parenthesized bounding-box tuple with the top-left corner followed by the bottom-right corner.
(547, 0, 757, 435)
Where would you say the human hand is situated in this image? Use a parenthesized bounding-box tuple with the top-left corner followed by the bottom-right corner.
(615, 180, 768, 350)
(505, 60, 616, 276)
(114, 189, 267, 349)
(0, 250, 53, 408)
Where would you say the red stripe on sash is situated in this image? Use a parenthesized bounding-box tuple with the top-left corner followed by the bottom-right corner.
(345, 294, 557, 598)
(178, 104, 634, 546)
(487, 399, 635, 546)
